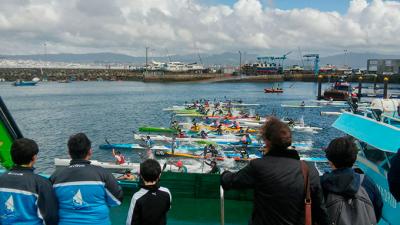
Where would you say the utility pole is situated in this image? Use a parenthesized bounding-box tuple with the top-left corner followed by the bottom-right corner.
(238, 51, 242, 76)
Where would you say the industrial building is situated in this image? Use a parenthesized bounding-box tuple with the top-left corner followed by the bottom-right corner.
(367, 59, 400, 75)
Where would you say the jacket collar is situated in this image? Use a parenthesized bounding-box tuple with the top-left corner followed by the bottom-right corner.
(265, 148, 300, 160)
(11, 165, 35, 172)
(69, 159, 91, 165)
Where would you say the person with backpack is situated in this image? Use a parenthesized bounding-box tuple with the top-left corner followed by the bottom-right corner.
(221, 117, 329, 225)
(321, 137, 383, 225)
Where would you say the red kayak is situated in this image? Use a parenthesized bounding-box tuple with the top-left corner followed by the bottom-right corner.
(264, 88, 284, 93)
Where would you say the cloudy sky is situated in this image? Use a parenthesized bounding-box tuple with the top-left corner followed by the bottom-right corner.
(0, 0, 399, 56)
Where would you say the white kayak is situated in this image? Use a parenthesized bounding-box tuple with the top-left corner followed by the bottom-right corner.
(54, 158, 214, 174)
(281, 104, 322, 108)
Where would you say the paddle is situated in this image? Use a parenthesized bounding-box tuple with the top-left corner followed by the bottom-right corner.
(105, 138, 110, 145)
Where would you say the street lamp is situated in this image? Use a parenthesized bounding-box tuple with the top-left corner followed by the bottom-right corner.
(238, 51, 242, 76)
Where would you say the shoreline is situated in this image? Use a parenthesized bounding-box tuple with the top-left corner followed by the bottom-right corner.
(0, 68, 399, 84)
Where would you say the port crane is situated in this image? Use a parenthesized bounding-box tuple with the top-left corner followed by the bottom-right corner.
(256, 51, 293, 73)
(303, 54, 320, 76)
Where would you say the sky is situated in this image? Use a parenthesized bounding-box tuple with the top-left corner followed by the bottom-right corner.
(0, 0, 399, 56)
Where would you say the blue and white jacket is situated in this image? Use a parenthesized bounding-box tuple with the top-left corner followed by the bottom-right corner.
(50, 159, 124, 225)
(0, 166, 58, 225)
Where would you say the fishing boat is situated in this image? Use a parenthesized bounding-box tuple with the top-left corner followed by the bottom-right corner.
(323, 79, 357, 101)
(264, 88, 283, 93)
(13, 80, 38, 86)
(332, 110, 400, 224)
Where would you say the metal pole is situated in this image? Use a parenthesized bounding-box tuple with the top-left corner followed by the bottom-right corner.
(383, 77, 389, 99)
(145, 47, 149, 72)
(238, 51, 242, 76)
(220, 186, 225, 225)
(358, 76, 363, 101)
(317, 75, 322, 100)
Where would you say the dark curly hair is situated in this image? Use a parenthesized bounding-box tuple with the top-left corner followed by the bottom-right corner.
(325, 136, 358, 168)
(260, 117, 292, 150)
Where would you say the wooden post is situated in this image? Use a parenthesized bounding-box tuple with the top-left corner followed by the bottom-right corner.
(358, 76, 363, 101)
(383, 77, 389, 99)
(317, 75, 323, 100)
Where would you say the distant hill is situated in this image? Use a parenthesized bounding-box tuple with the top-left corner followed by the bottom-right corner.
(1, 52, 399, 68)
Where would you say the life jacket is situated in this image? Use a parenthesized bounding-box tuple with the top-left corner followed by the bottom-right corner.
(116, 155, 125, 164)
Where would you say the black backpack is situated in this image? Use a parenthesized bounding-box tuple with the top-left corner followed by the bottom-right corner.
(325, 175, 377, 225)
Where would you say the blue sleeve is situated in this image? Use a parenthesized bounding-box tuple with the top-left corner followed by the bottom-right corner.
(362, 175, 383, 222)
(104, 171, 123, 207)
(37, 177, 59, 225)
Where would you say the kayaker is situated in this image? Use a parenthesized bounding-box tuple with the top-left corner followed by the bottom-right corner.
(50, 133, 123, 225)
(145, 136, 154, 148)
(216, 125, 223, 135)
(126, 159, 171, 225)
(175, 160, 188, 173)
(204, 116, 212, 124)
(171, 120, 179, 130)
(205, 160, 220, 174)
(191, 122, 199, 131)
(177, 128, 185, 138)
(0, 138, 58, 225)
(203, 146, 209, 157)
(321, 137, 383, 224)
(300, 101, 305, 107)
(255, 114, 261, 121)
(221, 117, 329, 225)
(230, 120, 240, 129)
(208, 144, 218, 157)
(118, 170, 136, 181)
(112, 149, 126, 165)
(200, 130, 208, 139)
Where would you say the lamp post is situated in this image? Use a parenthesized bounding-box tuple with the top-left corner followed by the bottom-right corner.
(238, 51, 242, 76)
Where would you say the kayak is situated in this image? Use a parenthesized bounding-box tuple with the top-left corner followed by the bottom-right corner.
(264, 88, 284, 93)
(281, 104, 322, 108)
(99, 143, 170, 151)
(138, 127, 177, 134)
(156, 151, 225, 161)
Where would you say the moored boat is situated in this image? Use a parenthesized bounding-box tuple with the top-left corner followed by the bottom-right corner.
(264, 88, 283, 93)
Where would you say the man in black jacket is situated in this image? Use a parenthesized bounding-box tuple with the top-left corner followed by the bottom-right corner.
(388, 149, 400, 202)
(0, 138, 58, 225)
(221, 117, 329, 225)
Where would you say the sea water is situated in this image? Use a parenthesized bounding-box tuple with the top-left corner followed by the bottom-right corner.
(0, 81, 343, 173)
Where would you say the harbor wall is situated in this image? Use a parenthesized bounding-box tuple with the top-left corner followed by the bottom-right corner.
(1, 68, 400, 83)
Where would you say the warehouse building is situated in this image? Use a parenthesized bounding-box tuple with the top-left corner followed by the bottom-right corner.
(367, 59, 400, 75)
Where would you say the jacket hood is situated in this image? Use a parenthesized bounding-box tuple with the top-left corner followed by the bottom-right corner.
(321, 168, 361, 197)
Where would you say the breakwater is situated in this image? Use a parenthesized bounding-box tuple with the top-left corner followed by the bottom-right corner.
(0, 68, 400, 83)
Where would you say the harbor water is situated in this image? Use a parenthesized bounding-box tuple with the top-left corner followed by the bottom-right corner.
(0, 81, 344, 173)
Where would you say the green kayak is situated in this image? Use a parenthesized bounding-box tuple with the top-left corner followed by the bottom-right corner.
(139, 127, 178, 133)
(174, 109, 198, 114)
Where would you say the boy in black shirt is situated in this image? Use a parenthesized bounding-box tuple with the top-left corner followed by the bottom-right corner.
(126, 159, 171, 225)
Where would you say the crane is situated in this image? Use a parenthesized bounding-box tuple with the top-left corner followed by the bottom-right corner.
(256, 51, 293, 73)
(303, 54, 320, 76)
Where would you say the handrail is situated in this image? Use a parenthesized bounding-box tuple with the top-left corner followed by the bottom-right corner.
(220, 185, 225, 225)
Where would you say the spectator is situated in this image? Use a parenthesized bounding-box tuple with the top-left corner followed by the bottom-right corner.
(221, 117, 328, 225)
(50, 133, 123, 225)
(126, 159, 171, 225)
(321, 137, 383, 224)
(388, 149, 400, 202)
(0, 138, 58, 225)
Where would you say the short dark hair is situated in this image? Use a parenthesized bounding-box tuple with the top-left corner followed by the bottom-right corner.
(140, 159, 161, 182)
(260, 117, 292, 149)
(68, 133, 91, 159)
(11, 138, 39, 165)
(325, 136, 358, 168)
